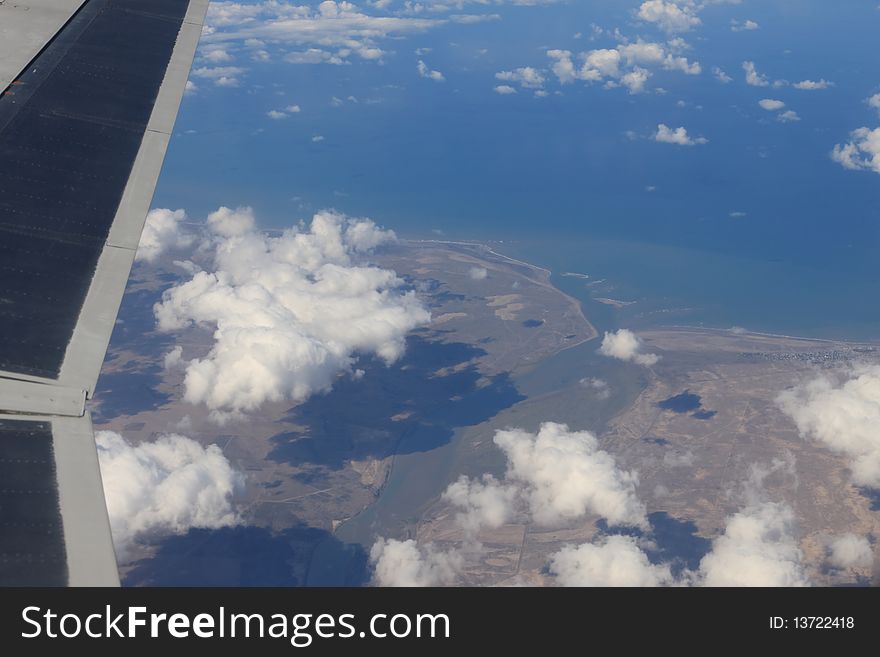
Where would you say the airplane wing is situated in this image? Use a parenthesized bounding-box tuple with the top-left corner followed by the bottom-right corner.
(0, 0, 208, 586)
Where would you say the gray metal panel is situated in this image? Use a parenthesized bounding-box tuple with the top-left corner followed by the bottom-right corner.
(51, 413, 119, 586)
(0, 377, 85, 416)
(59, 1, 208, 395)
(0, 0, 86, 93)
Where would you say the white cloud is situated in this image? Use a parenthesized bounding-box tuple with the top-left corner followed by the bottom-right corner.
(284, 49, 347, 65)
(826, 534, 873, 570)
(494, 84, 517, 95)
(184, 80, 198, 95)
(164, 345, 184, 370)
(136, 209, 196, 263)
(371, 419, 649, 586)
(417, 59, 445, 82)
(154, 208, 430, 420)
(547, 49, 577, 84)
(583, 48, 622, 78)
(793, 79, 832, 90)
(267, 104, 302, 120)
(468, 266, 488, 280)
(370, 538, 462, 586)
(620, 67, 652, 94)
(637, 1, 701, 34)
(712, 66, 731, 83)
(742, 60, 769, 87)
(96, 431, 243, 560)
(869, 93, 880, 114)
(758, 98, 785, 111)
(442, 475, 517, 534)
(496, 66, 545, 89)
(312, 134, 325, 142)
(777, 110, 800, 123)
(550, 535, 673, 586)
(545, 39, 699, 94)
(778, 365, 880, 486)
(191, 65, 246, 87)
(201, 47, 233, 63)
(598, 329, 661, 366)
(494, 422, 648, 528)
(653, 123, 707, 146)
(831, 127, 880, 174)
(730, 19, 758, 32)
(205, 1, 437, 67)
(697, 501, 809, 586)
(662, 54, 700, 75)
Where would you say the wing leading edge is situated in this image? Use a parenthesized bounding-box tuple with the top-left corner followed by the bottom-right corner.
(0, 0, 208, 586)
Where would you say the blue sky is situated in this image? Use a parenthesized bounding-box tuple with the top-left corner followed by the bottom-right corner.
(152, 0, 880, 334)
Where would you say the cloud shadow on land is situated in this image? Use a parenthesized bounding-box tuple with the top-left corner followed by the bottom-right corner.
(858, 488, 880, 512)
(92, 365, 171, 421)
(92, 275, 179, 421)
(268, 334, 525, 471)
(123, 525, 368, 587)
(595, 511, 712, 578)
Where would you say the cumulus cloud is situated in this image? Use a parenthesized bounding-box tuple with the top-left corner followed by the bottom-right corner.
(712, 66, 731, 83)
(550, 535, 673, 586)
(599, 329, 661, 366)
(777, 110, 800, 123)
(267, 104, 301, 120)
(758, 98, 785, 111)
(697, 500, 809, 586)
(653, 123, 708, 146)
(620, 67, 652, 93)
(730, 19, 758, 32)
(96, 431, 243, 560)
(191, 65, 246, 87)
(742, 60, 769, 87)
(494, 423, 648, 528)
(436, 422, 648, 532)
(637, 0, 701, 34)
(793, 79, 832, 90)
(370, 538, 463, 586)
(164, 345, 184, 370)
(468, 266, 488, 280)
(204, 1, 438, 67)
(496, 66, 545, 89)
(371, 420, 649, 585)
(136, 209, 196, 263)
(826, 534, 873, 570)
(201, 46, 233, 63)
(545, 38, 699, 94)
(869, 93, 880, 114)
(442, 475, 518, 534)
(831, 127, 880, 174)
(153, 208, 430, 420)
(417, 60, 445, 81)
(778, 365, 880, 487)
(494, 84, 517, 95)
